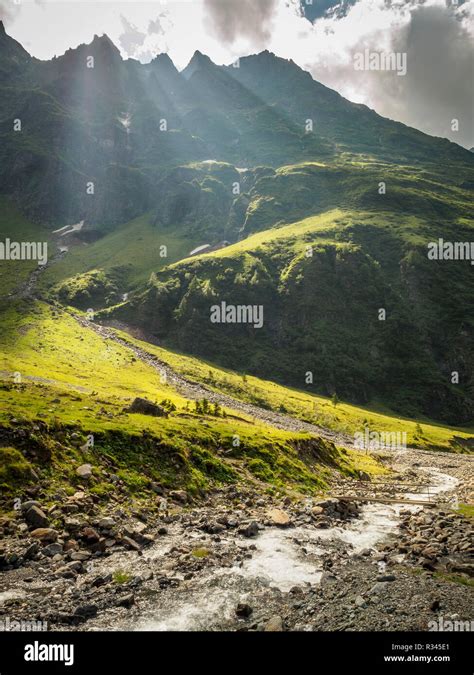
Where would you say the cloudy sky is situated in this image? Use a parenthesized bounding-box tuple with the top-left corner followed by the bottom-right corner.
(2, 0, 473, 148)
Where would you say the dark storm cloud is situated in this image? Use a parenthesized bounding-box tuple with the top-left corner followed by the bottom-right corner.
(203, 0, 278, 45)
(338, 3, 474, 148)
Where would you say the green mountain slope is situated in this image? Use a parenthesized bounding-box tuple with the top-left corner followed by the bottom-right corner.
(107, 207, 473, 424)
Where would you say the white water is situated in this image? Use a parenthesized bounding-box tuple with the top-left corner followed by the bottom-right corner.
(132, 467, 458, 631)
(237, 529, 324, 591)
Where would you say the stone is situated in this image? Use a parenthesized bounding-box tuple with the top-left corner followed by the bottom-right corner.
(70, 551, 91, 562)
(24, 505, 49, 529)
(76, 464, 93, 480)
(169, 490, 188, 504)
(264, 615, 284, 632)
(30, 528, 58, 543)
(122, 536, 141, 551)
(23, 542, 40, 560)
(235, 603, 253, 618)
(21, 500, 41, 513)
(98, 517, 115, 529)
(377, 574, 396, 582)
(267, 509, 291, 527)
(126, 398, 167, 417)
(81, 527, 100, 543)
(74, 604, 98, 619)
(355, 595, 367, 608)
(43, 543, 63, 556)
(116, 594, 135, 608)
(240, 521, 259, 538)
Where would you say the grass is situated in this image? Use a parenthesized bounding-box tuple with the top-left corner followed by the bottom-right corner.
(0, 198, 51, 297)
(39, 212, 201, 296)
(112, 570, 131, 584)
(456, 503, 474, 518)
(0, 301, 379, 503)
(0, 446, 34, 491)
(191, 548, 210, 558)
(112, 328, 474, 452)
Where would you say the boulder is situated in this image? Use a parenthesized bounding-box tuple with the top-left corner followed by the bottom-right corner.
(240, 521, 259, 538)
(24, 505, 49, 529)
(264, 615, 284, 631)
(235, 603, 253, 618)
(30, 528, 58, 543)
(76, 464, 93, 480)
(267, 509, 291, 527)
(169, 490, 188, 504)
(126, 398, 167, 417)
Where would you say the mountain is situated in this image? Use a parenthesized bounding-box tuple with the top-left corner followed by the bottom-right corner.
(1, 25, 473, 425)
(0, 25, 471, 228)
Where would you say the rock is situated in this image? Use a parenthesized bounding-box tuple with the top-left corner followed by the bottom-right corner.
(43, 543, 63, 556)
(70, 551, 91, 562)
(126, 398, 167, 417)
(116, 594, 135, 608)
(369, 582, 388, 595)
(169, 490, 188, 504)
(23, 542, 40, 560)
(240, 521, 259, 538)
(267, 509, 291, 527)
(264, 615, 284, 632)
(24, 505, 49, 529)
(122, 536, 141, 551)
(236, 603, 253, 618)
(311, 506, 324, 516)
(355, 595, 367, 608)
(30, 528, 58, 543)
(76, 464, 93, 480)
(80, 527, 100, 544)
(64, 518, 82, 531)
(98, 517, 115, 529)
(91, 574, 111, 587)
(21, 500, 41, 513)
(74, 604, 98, 620)
(377, 574, 396, 582)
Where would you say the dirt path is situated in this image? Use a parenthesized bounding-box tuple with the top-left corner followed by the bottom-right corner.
(71, 312, 351, 446)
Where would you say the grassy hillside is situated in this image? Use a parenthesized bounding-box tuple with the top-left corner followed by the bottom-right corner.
(38, 211, 201, 298)
(110, 206, 473, 424)
(0, 198, 51, 297)
(100, 327, 474, 453)
(0, 300, 385, 504)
